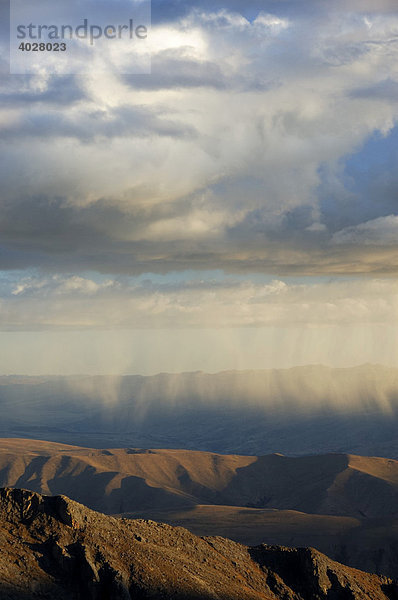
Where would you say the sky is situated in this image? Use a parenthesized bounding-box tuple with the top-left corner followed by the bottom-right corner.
(0, 0, 398, 375)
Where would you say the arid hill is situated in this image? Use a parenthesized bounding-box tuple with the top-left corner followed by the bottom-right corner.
(0, 487, 397, 600)
(1, 439, 398, 577)
(1, 439, 398, 518)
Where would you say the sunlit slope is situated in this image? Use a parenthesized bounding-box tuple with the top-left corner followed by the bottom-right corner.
(220, 453, 398, 517)
(0, 439, 397, 518)
(0, 440, 255, 512)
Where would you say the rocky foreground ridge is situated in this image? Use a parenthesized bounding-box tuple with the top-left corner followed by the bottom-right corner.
(0, 488, 397, 600)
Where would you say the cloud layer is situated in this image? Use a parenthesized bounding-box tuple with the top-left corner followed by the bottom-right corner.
(1, 2, 398, 276)
(1, 273, 397, 330)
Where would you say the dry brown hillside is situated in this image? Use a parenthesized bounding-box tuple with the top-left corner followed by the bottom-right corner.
(1, 439, 398, 578)
(0, 439, 397, 518)
(0, 487, 397, 600)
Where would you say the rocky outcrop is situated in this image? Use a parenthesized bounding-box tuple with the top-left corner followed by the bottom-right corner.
(0, 487, 397, 600)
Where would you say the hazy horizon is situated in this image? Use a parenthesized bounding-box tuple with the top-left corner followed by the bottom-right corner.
(1, 361, 396, 378)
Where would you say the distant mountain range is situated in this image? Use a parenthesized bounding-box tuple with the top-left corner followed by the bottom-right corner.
(1, 365, 398, 457)
(0, 486, 396, 600)
(0, 438, 397, 578)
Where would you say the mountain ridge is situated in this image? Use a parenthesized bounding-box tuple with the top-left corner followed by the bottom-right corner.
(0, 486, 397, 600)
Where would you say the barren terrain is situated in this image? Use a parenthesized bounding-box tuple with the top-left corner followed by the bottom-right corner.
(0, 487, 396, 600)
(0, 439, 398, 577)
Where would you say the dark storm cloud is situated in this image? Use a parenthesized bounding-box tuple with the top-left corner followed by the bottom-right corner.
(0, 190, 397, 277)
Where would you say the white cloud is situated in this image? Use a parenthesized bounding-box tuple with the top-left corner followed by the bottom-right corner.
(11, 276, 113, 298)
(332, 215, 398, 245)
(253, 12, 290, 31)
(2, 275, 397, 330)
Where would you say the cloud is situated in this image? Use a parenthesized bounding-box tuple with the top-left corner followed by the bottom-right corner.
(0, 75, 85, 107)
(0, 104, 196, 141)
(332, 215, 398, 245)
(1, 274, 397, 330)
(0, 3, 398, 277)
(350, 78, 398, 101)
